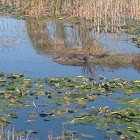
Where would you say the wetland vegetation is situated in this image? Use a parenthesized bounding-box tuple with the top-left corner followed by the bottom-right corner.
(0, 0, 140, 140)
(0, 0, 140, 35)
(0, 72, 139, 140)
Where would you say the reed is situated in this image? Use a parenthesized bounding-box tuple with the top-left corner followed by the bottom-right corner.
(1, 0, 140, 19)
(0, 124, 30, 140)
(0, 124, 73, 140)
(0, 0, 140, 33)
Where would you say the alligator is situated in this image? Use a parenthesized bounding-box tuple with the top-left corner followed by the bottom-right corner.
(53, 53, 109, 63)
(67, 53, 109, 62)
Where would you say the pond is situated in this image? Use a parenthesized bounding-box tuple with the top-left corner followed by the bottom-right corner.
(0, 16, 140, 140)
(0, 16, 140, 80)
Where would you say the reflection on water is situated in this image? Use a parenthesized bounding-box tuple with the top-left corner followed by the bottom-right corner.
(0, 16, 140, 80)
(26, 19, 140, 55)
(46, 22, 83, 47)
(0, 16, 29, 47)
(25, 19, 92, 55)
(0, 16, 140, 140)
(89, 32, 139, 54)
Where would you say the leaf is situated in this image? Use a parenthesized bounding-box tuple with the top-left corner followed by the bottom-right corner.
(81, 134, 94, 139)
(96, 123, 110, 130)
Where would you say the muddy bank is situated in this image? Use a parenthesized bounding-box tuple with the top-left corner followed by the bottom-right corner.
(53, 53, 109, 65)
(53, 52, 140, 71)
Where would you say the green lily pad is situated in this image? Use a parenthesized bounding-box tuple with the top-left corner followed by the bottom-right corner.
(96, 123, 110, 130)
(116, 98, 140, 107)
(0, 78, 6, 82)
(28, 112, 38, 117)
(10, 112, 18, 118)
(69, 115, 94, 124)
(8, 102, 24, 108)
(0, 72, 4, 77)
(0, 114, 11, 125)
(6, 84, 15, 90)
(105, 129, 118, 138)
(15, 131, 26, 136)
(65, 130, 77, 136)
(7, 73, 24, 79)
(81, 134, 95, 139)
(87, 94, 95, 101)
(77, 98, 87, 106)
(55, 98, 65, 105)
(0, 108, 6, 112)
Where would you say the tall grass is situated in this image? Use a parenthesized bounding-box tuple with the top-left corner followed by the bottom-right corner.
(1, 0, 140, 20)
(0, 124, 74, 140)
(1, 0, 139, 33)
(0, 124, 30, 140)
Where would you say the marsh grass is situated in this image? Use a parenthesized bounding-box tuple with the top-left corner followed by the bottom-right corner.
(0, 124, 30, 140)
(52, 42, 107, 56)
(0, 124, 73, 140)
(48, 128, 74, 140)
(54, 53, 140, 70)
(90, 54, 133, 68)
(0, 0, 140, 33)
(132, 53, 140, 72)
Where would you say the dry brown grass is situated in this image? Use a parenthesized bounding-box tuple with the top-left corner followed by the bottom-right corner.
(2, 0, 140, 21)
(132, 53, 140, 72)
(90, 54, 133, 68)
(0, 124, 30, 140)
(53, 53, 138, 70)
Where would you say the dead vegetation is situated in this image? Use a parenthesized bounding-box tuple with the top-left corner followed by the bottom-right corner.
(132, 53, 140, 72)
(54, 53, 140, 71)
(1, 0, 140, 33)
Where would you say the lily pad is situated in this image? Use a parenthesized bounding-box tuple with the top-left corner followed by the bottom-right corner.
(65, 130, 77, 136)
(116, 98, 140, 107)
(7, 73, 24, 79)
(69, 115, 94, 124)
(10, 112, 18, 118)
(77, 98, 87, 106)
(28, 112, 38, 118)
(6, 84, 15, 90)
(0, 78, 6, 82)
(81, 134, 95, 139)
(0, 72, 4, 77)
(96, 123, 110, 130)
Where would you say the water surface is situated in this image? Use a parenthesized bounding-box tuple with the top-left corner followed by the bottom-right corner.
(0, 16, 139, 80)
(0, 16, 140, 140)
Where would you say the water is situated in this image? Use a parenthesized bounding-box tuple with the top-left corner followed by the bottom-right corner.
(0, 16, 140, 140)
(0, 16, 139, 80)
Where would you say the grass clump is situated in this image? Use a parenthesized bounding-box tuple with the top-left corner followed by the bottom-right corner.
(90, 54, 132, 68)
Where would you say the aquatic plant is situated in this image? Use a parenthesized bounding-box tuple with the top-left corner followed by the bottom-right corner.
(132, 37, 140, 47)
(0, 0, 140, 33)
(0, 72, 139, 139)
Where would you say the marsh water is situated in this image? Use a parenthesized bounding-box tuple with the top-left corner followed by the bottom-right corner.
(0, 16, 140, 139)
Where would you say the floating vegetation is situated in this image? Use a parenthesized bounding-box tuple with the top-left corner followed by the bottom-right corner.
(1, 0, 140, 36)
(96, 123, 110, 130)
(81, 134, 95, 139)
(115, 98, 140, 107)
(0, 72, 139, 139)
(132, 38, 140, 47)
